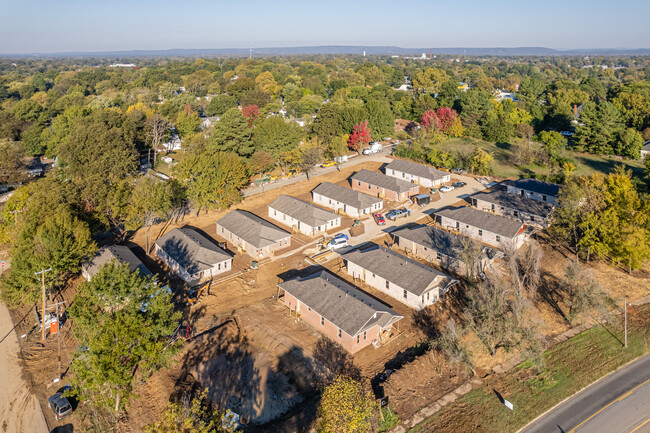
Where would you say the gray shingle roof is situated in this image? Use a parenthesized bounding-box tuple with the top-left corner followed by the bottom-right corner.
(436, 206, 525, 238)
(311, 182, 382, 210)
(471, 190, 555, 218)
(83, 245, 152, 279)
(502, 178, 561, 197)
(155, 227, 231, 274)
(268, 195, 339, 228)
(343, 245, 455, 296)
(392, 224, 494, 261)
(216, 210, 290, 249)
(642, 140, 650, 152)
(385, 159, 449, 181)
(350, 169, 417, 194)
(278, 270, 402, 337)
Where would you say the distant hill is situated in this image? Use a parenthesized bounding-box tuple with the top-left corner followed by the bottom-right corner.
(3, 45, 650, 58)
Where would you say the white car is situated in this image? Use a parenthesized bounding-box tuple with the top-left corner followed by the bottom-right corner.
(327, 235, 349, 250)
(439, 185, 455, 193)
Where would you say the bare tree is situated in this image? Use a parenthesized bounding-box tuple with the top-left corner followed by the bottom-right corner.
(146, 114, 172, 157)
(463, 278, 512, 356)
(563, 260, 608, 323)
(502, 240, 543, 297)
(460, 236, 483, 281)
(430, 319, 474, 375)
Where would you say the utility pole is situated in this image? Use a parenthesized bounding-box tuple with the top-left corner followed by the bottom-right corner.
(35, 268, 52, 341)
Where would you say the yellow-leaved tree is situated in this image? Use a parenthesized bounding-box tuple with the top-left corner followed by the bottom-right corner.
(317, 376, 377, 433)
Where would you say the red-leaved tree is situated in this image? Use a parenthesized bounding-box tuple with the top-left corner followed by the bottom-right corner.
(242, 105, 260, 127)
(348, 121, 372, 152)
(421, 110, 441, 132)
(436, 107, 458, 134)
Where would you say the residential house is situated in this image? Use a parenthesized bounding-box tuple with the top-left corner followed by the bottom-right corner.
(216, 210, 291, 258)
(343, 245, 458, 310)
(350, 169, 419, 202)
(470, 190, 555, 227)
(200, 116, 220, 129)
(641, 140, 650, 159)
(278, 270, 403, 354)
(268, 195, 341, 236)
(311, 182, 383, 218)
(384, 159, 451, 188)
(436, 206, 528, 249)
(82, 245, 153, 281)
(391, 224, 498, 276)
(154, 227, 232, 283)
(502, 178, 560, 205)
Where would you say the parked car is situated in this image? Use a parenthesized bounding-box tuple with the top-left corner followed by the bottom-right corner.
(285, 169, 298, 178)
(362, 142, 383, 155)
(373, 212, 386, 225)
(385, 208, 408, 221)
(321, 161, 336, 168)
(453, 181, 467, 188)
(48, 392, 73, 420)
(439, 185, 455, 193)
(429, 187, 438, 194)
(327, 234, 349, 250)
(450, 168, 467, 175)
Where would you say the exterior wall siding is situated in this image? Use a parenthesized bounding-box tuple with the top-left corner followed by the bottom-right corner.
(351, 180, 417, 202)
(311, 192, 383, 218)
(282, 292, 379, 353)
(473, 198, 549, 228)
(385, 169, 450, 188)
(267, 207, 341, 237)
(505, 186, 558, 205)
(438, 215, 526, 249)
(216, 223, 290, 258)
(155, 244, 232, 283)
(346, 261, 438, 310)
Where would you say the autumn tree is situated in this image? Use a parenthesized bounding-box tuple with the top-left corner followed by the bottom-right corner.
(146, 114, 172, 150)
(562, 261, 608, 323)
(242, 104, 260, 127)
(348, 121, 371, 152)
(252, 116, 303, 157)
(176, 151, 249, 214)
(0, 139, 26, 184)
(208, 108, 253, 156)
(317, 376, 377, 433)
(430, 320, 473, 374)
(69, 263, 181, 413)
(248, 150, 276, 176)
(146, 390, 225, 433)
(175, 108, 202, 138)
(468, 147, 493, 175)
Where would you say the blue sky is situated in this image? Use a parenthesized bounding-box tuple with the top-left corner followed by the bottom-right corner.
(1, 0, 649, 54)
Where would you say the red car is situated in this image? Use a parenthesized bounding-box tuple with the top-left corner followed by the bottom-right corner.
(373, 212, 386, 225)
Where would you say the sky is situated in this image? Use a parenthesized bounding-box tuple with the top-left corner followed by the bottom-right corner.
(1, 0, 649, 54)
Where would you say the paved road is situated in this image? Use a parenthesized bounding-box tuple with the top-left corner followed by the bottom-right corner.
(243, 151, 392, 197)
(521, 354, 650, 433)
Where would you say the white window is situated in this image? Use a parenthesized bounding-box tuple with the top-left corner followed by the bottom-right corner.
(496, 235, 501, 242)
(338, 328, 342, 338)
(386, 280, 390, 289)
(357, 181, 361, 186)
(478, 229, 483, 237)
(403, 289, 407, 299)
(320, 316, 324, 326)
(357, 335, 360, 344)
(436, 252, 442, 260)
(363, 331, 367, 340)
(542, 195, 547, 202)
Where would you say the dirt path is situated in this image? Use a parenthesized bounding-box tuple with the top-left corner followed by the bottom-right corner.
(0, 300, 48, 433)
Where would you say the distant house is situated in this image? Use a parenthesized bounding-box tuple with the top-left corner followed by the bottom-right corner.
(277, 270, 403, 354)
(200, 116, 219, 129)
(161, 134, 182, 152)
(502, 178, 561, 205)
(216, 210, 291, 258)
(154, 227, 232, 283)
(391, 224, 498, 276)
(641, 141, 650, 159)
(268, 195, 341, 237)
(343, 245, 458, 310)
(311, 182, 383, 218)
(384, 159, 450, 188)
(82, 245, 153, 281)
(436, 206, 528, 249)
(470, 190, 555, 227)
(350, 169, 419, 202)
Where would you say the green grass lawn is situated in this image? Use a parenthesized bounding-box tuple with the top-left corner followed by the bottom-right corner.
(409, 305, 650, 433)
(438, 137, 646, 180)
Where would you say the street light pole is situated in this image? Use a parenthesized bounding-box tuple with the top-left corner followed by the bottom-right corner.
(35, 268, 52, 341)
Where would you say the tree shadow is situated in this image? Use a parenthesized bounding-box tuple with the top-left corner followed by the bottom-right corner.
(538, 271, 570, 322)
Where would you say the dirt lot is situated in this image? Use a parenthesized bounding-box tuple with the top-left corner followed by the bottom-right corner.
(7, 159, 650, 433)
